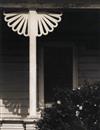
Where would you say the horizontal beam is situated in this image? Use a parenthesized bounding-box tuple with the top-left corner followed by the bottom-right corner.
(1, 1, 100, 9)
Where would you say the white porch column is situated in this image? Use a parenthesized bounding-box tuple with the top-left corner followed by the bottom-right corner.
(4, 11, 62, 117)
(28, 11, 37, 116)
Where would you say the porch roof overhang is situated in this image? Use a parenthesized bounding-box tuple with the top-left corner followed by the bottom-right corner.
(0, 0, 100, 10)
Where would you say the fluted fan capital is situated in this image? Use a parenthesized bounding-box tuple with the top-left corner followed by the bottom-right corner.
(4, 11, 62, 37)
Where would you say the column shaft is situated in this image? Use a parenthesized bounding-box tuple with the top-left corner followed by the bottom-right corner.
(28, 11, 37, 116)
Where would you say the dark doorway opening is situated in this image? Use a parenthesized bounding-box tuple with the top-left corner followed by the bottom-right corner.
(44, 46, 73, 104)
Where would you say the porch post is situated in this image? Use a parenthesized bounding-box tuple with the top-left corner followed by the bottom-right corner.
(4, 11, 62, 117)
(28, 11, 37, 116)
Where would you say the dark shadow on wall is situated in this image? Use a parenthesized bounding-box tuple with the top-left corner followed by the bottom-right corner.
(0, 13, 29, 117)
(3, 97, 29, 117)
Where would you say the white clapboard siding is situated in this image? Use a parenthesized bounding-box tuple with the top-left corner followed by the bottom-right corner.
(0, 45, 29, 118)
(1, 123, 36, 130)
(0, 60, 29, 117)
(0, 97, 29, 118)
(0, 14, 29, 119)
(0, 90, 29, 117)
(78, 45, 100, 84)
(1, 124, 24, 130)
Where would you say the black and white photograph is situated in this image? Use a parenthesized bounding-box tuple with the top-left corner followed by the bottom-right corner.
(0, 0, 100, 130)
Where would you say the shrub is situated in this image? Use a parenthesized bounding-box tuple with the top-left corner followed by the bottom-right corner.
(36, 82, 100, 130)
(75, 81, 100, 130)
(36, 87, 86, 130)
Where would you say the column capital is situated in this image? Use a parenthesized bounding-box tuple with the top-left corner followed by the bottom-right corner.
(4, 10, 62, 37)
